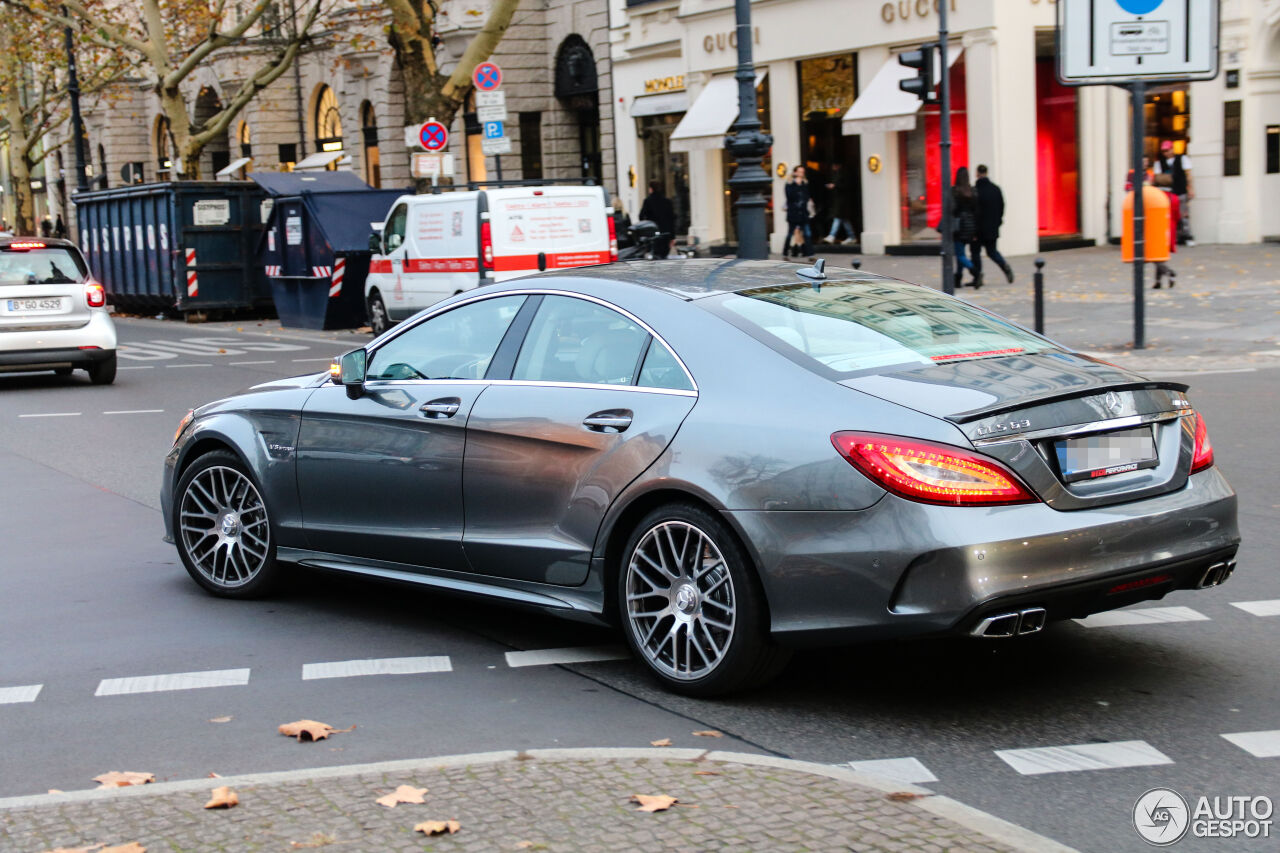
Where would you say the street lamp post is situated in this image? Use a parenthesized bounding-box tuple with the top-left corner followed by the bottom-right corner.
(62, 5, 89, 195)
(725, 0, 772, 260)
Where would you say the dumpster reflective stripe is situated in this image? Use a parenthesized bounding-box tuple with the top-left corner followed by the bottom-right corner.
(265, 265, 281, 277)
(403, 257, 480, 273)
(185, 249, 198, 298)
(328, 257, 346, 298)
(370, 259, 392, 274)
(311, 266, 332, 279)
(492, 250, 612, 272)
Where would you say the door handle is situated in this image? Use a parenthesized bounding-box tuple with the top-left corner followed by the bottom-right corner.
(583, 410, 633, 433)
(420, 397, 461, 418)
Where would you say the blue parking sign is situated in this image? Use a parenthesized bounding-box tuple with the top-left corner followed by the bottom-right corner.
(483, 121, 505, 139)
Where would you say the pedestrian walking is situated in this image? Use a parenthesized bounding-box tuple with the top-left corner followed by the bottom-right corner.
(638, 181, 675, 259)
(951, 167, 981, 288)
(972, 165, 1014, 283)
(39, 218, 53, 238)
(783, 165, 813, 259)
(1154, 140, 1194, 245)
(1151, 173, 1179, 289)
(54, 214, 66, 239)
(610, 195, 633, 249)
(821, 163, 856, 245)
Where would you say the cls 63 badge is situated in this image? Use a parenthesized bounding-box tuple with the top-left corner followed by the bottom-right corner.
(975, 418, 1031, 437)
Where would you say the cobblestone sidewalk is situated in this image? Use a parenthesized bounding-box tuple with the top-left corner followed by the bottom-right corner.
(0, 749, 1077, 853)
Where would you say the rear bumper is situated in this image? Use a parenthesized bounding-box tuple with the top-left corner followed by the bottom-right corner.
(0, 312, 117, 371)
(0, 345, 115, 371)
(726, 467, 1240, 645)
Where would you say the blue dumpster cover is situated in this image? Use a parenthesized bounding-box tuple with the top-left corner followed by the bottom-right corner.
(251, 171, 372, 196)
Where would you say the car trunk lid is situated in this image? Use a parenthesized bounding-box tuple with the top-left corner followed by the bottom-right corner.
(0, 245, 92, 333)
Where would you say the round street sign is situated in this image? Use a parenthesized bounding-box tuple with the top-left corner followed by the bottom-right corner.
(473, 61, 502, 91)
(418, 120, 449, 151)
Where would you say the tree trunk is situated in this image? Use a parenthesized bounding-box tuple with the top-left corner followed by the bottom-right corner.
(3, 87, 36, 235)
(158, 85, 201, 180)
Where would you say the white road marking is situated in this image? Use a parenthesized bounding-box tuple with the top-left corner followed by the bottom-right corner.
(1230, 600, 1280, 617)
(165, 364, 211, 369)
(118, 365, 155, 370)
(95, 668, 250, 696)
(1074, 606, 1209, 628)
(0, 684, 42, 704)
(228, 360, 277, 365)
(1221, 730, 1280, 758)
(292, 357, 335, 362)
(103, 409, 164, 415)
(18, 412, 80, 418)
(505, 646, 629, 668)
(845, 757, 938, 784)
(995, 740, 1173, 775)
(302, 656, 452, 680)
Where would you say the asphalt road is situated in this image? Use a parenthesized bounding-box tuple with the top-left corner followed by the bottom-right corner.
(1, 316, 1276, 853)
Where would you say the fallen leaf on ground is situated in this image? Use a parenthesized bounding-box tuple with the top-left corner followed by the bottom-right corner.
(631, 794, 678, 812)
(649, 738, 672, 747)
(887, 791, 933, 802)
(40, 847, 102, 853)
(208, 716, 232, 723)
(375, 784, 428, 807)
(47, 789, 63, 794)
(92, 772, 154, 788)
(691, 730, 723, 738)
(278, 720, 355, 742)
(204, 786, 239, 809)
(103, 846, 146, 853)
(693, 770, 720, 776)
(414, 820, 461, 836)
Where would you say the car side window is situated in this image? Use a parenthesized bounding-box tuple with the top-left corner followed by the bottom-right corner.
(384, 204, 408, 251)
(637, 341, 694, 391)
(367, 295, 525, 381)
(513, 296, 648, 386)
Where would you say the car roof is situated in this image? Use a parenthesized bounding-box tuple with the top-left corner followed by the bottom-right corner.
(543, 258, 897, 299)
(0, 236, 81, 251)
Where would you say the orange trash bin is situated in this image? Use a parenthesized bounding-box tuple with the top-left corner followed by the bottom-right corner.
(1122, 187, 1171, 262)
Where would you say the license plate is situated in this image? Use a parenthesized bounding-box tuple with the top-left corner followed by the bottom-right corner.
(7, 298, 61, 313)
(1055, 427, 1158, 482)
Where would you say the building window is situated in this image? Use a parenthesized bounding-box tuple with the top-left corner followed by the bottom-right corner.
(899, 54, 969, 242)
(360, 101, 381, 187)
(519, 112, 543, 180)
(1267, 125, 1279, 174)
(313, 85, 343, 167)
(278, 143, 297, 172)
(1223, 101, 1241, 177)
(1143, 88, 1189, 160)
(238, 121, 252, 160)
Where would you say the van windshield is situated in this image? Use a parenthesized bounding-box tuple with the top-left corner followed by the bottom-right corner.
(711, 279, 1058, 377)
(0, 247, 88, 285)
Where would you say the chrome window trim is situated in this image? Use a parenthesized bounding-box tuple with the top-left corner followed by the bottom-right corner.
(360, 376, 698, 399)
(370, 287, 699, 394)
(971, 409, 1190, 447)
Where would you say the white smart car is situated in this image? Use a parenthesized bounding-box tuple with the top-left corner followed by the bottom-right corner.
(0, 236, 117, 384)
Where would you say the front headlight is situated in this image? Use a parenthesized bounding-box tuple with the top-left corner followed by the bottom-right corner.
(174, 409, 194, 445)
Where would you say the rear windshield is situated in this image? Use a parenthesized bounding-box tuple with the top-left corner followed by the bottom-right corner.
(0, 247, 88, 284)
(711, 279, 1057, 378)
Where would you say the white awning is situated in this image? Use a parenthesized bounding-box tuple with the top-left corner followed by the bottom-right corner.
(669, 71, 767, 152)
(293, 150, 345, 171)
(215, 156, 251, 179)
(842, 47, 962, 136)
(631, 90, 690, 118)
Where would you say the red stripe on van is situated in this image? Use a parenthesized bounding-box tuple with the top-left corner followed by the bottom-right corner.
(403, 257, 480, 273)
(370, 259, 393, 274)
(493, 250, 612, 272)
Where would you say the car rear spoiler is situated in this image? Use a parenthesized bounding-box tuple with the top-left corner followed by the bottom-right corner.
(945, 380, 1190, 424)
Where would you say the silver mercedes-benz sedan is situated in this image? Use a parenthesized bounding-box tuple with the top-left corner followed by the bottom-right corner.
(162, 260, 1239, 695)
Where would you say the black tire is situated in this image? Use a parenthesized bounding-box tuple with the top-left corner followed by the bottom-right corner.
(86, 353, 116, 385)
(367, 289, 390, 335)
(617, 502, 789, 697)
(173, 449, 281, 599)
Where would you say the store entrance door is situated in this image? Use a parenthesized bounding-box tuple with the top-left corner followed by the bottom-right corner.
(640, 114, 690, 237)
(799, 54, 861, 247)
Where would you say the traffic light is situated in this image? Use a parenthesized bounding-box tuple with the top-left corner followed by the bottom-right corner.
(898, 45, 935, 102)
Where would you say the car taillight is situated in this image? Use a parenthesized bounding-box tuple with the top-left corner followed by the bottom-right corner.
(1189, 412, 1214, 473)
(831, 431, 1037, 506)
(607, 214, 618, 261)
(85, 280, 106, 308)
(480, 220, 494, 271)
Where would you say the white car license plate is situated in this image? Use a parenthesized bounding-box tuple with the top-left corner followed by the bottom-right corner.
(7, 297, 61, 312)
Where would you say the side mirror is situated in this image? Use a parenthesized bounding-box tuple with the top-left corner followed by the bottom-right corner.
(339, 348, 367, 399)
(368, 231, 382, 253)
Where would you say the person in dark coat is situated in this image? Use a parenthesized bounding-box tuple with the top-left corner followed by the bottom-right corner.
(951, 167, 981, 289)
(821, 163, 855, 245)
(783, 165, 813, 258)
(972, 165, 1013, 283)
(638, 180, 675, 259)
(54, 214, 67, 239)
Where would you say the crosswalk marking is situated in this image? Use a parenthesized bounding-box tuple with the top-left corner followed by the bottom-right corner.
(1230, 600, 1280, 617)
(302, 656, 452, 680)
(845, 757, 938, 784)
(1075, 606, 1209, 628)
(995, 740, 1173, 775)
(95, 668, 251, 697)
(1221, 730, 1280, 758)
(505, 646, 629, 668)
(0, 685, 43, 704)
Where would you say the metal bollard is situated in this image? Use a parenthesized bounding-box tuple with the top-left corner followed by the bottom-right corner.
(852, 259, 862, 270)
(1033, 258, 1045, 335)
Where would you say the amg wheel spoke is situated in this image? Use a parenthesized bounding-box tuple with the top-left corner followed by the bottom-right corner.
(181, 466, 270, 590)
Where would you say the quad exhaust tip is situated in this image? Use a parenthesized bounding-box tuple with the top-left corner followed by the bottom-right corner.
(1197, 561, 1236, 589)
(972, 607, 1047, 638)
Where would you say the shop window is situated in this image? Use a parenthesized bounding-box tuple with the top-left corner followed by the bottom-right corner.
(1035, 59, 1079, 236)
(898, 56, 968, 242)
(278, 143, 297, 172)
(519, 113, 543, 180)
(1267, 126, 1280, 174)
(639, 113, 690, 236)
(1143, 88, 1189, 160)
(1223, 101, 1241, 177)
(722, 77, 772, 245)
(797, 53, 860, 244)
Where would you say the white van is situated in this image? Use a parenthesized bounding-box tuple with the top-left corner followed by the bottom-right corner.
(364, 184, 616, 333)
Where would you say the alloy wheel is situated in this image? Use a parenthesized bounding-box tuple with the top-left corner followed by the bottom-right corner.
(368, 293, 388, 335)
(179, 465, 270, 589)
(625, 520, 736, 681)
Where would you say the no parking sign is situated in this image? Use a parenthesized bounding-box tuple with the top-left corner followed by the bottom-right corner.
(472, 61, 502, 91)
(418, 120, 449, 151)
